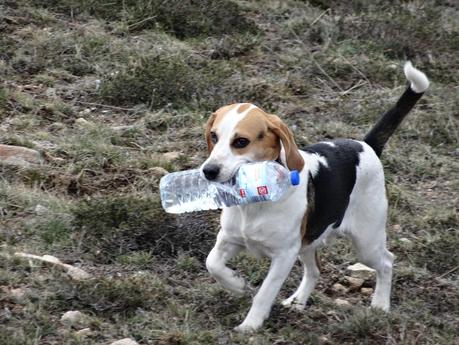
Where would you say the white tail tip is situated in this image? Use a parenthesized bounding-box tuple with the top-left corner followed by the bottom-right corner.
(404, 61, 429, 93)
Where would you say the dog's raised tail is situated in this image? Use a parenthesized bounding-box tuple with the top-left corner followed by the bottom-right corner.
(364, 62, 429, 157)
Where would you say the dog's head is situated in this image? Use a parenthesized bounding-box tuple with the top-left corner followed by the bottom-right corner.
(200, 103, 304, 182)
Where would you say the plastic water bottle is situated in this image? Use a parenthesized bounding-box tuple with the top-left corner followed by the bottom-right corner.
(159, 161, 300, 214)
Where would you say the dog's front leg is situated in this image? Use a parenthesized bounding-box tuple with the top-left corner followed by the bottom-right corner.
(235, 249, 298, 332)
(206, 233, 246, 295)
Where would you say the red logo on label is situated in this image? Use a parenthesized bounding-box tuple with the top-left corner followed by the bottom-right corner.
(239, 189, 246, 197)
(257, 186, 269, 195)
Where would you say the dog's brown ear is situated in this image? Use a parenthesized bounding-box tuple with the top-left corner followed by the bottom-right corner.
(267, 114, 304, 171)
(204, 112, 217, 153)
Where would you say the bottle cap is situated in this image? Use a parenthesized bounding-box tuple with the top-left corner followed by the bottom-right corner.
(290, 170, 300, 186)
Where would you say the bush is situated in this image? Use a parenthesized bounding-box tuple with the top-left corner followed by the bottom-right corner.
(29, 0, 258, 38)
(71, 195, 217, 262)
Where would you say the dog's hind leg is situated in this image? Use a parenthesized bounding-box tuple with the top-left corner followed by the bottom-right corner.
(281, 245, 320, 310)
(349, 211, 394, 311)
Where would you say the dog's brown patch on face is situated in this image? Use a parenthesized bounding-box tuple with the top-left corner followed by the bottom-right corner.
(232, 108, 280, 160)
(237, 103, 252, 113)
(213, 104, 238, 128)
(205, 104, 239, 152)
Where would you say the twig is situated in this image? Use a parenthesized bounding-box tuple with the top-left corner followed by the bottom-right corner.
(74, 100, 135, 112)
(340, 80, 367, 96)
(311, 57, 344, 92)
(339, 53, 372, 87)
(288, 25, 344, 93)
(310, 8, 331, 27)
(128, 16, 157, 30)
(436, 265, 459, 279)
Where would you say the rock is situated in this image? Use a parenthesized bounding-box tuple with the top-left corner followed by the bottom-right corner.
(75, 328, 93, 338)
(392, 224, 402, 232)
(149, 166, 169, 177)
(34, 204, 49, 215)
(161, 151, 181, 163)
(75, 118, 92, 127)
(318, 335, 331, 344)
(49, 122, 65, 131)
(361, 287, 374, 295)
(331, 283, 348, 293)
(61, 311, 89, 329)
(0, 144, 43, 166)
(0, 307, 12, 321)
(344, 276, 365, 289)
(399, 237, 414, 248)
(112, 125, 137, 132)
(10, 288, 28, 304)
(334, 298, 352, 308)
(345, 263, 375, 281)
(110, 338, 140, 345)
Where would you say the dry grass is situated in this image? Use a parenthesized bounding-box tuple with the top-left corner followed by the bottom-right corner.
(0, 0, 458, 344)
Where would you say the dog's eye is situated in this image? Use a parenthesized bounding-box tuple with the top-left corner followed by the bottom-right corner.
(232, 137, 250, 149)
(210, 132, 218, 144)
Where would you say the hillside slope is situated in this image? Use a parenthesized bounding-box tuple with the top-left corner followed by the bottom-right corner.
(0, 1, 458, 344)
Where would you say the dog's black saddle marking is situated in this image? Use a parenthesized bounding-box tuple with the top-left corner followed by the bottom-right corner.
(302, 139, 364, 244)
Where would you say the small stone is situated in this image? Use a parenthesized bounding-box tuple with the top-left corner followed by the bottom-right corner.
(149, 166, 169, 177)
(334, 298, 351, 308)
(49, 122, 65, 131)
(392, 224, 402, 232)
(75, 118, 92, 127)
(344, 276, 365, 289)
(61, 310, 89, 329)
(361, 287, 374, 295)
(345, 263, 375, 281)
(399, 238, 414, 248)
(75, 328, 93, 338)
(10, 288, 28, 304)
(110, 338, 140, 345)
(34, 204, 49, 215)
(318, 335, 331, 344)
(162, 151, 181, 163)
(332, 283, 348, 293)
(0, 307, 12, 321)
(112, 125, 137, 132)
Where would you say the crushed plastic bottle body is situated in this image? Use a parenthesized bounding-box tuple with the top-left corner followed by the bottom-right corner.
(160, 161, 300, 214)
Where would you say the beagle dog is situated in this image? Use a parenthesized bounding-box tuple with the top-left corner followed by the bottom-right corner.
(200, 62, 429, 332)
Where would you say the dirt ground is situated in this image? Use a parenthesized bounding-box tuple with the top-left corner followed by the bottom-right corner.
(0, 1, 458, 344)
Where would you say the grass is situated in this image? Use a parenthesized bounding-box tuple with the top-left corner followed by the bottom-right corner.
(0, 0, 458, 344)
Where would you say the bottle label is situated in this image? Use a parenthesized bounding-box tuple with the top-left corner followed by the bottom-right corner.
(257, 186, 269, 195)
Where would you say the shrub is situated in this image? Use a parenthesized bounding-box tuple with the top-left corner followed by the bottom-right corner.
(29, 0, 258, 38)
(71, 195, 217, 262)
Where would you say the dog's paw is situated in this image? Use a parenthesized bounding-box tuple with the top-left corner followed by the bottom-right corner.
(281, 297, 306, 311)
(370, 300, 390, 312)
(226, 276, 247, 296)
(234, 321, 261, 333)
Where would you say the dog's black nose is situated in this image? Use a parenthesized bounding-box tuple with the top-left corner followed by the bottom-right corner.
(203, 164, 221, 181)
